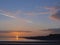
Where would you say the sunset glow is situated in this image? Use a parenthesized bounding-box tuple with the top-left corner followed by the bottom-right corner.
(0, 0, 60, 37)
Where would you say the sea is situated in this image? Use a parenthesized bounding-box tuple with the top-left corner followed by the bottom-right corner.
(0, 37, 60, 45)
(0, 31, 60, 45)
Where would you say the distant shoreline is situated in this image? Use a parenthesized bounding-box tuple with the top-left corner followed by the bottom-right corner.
(24, 34, 60, 40)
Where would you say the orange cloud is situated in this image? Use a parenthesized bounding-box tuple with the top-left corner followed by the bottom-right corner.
(49, 10, 60, 21)
(44, 6, 60, 21)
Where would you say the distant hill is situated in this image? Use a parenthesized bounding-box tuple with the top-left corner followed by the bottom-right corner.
(24, 34, 60, 40)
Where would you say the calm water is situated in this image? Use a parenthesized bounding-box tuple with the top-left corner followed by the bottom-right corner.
(0, 37, 59, 42)
(0, 37, 40, 41)
(0, 31, 40, 41)
(0, 37, 60, 45)
(0, 32, 57, 42)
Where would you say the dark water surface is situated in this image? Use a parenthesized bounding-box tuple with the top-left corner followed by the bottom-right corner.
(0, 32, 60, 45)
(0, 38, 60, 45)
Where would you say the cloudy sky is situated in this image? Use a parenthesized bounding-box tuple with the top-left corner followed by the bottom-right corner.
(0, 0, 60, 31)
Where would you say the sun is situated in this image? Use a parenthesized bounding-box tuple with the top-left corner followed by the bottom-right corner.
(9, 31, 28, 40)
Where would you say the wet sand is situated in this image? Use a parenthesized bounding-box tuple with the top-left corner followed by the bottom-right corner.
(0, 41, 60, 45)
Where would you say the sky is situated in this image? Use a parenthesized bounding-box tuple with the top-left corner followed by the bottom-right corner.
(0, 0, 60, 31)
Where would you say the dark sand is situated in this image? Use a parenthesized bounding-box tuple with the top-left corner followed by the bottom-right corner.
(0, 41, 60, 45)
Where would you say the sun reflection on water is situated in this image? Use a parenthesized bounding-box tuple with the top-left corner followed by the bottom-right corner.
(0, 31, 31, 41)
(16, 32, 19, 40)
